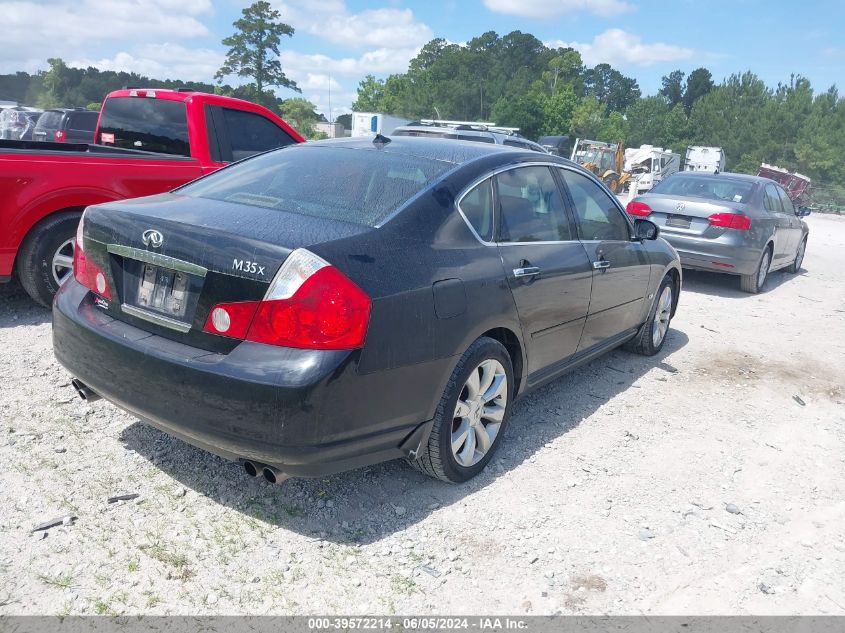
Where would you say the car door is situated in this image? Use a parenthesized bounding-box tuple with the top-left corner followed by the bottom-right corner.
(557, 167, 651, 352)
(490, 165, 593, 376)
(763, 184, 793, 264)
(776, 185, 802, 256)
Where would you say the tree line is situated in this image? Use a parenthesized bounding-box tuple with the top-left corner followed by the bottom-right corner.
(352, 31, 845, 206)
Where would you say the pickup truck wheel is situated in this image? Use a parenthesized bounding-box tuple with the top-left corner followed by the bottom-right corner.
(17, 212, 81, 308)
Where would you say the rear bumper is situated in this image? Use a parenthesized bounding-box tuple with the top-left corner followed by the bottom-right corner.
(52, 280, 437, 477)
(659, 232, 761, 276)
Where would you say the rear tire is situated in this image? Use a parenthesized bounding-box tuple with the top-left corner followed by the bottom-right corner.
(410, 337, 514, 483)
(624, 274, 674, 356)
(786, 237, 807, 274)
(17, 212, 81, 308)
(740, 246, 771, 294)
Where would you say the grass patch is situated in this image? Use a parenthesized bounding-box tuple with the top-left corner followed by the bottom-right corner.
(38, 571, 77, 589)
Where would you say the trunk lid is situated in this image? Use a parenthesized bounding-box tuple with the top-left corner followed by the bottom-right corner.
(636, 193, 749, 238)
(82, 192, 370, 351)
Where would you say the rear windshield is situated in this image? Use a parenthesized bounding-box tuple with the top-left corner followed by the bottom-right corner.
(35, 111, 63, 130)
(98, 97, 189, 156)
(179, 145, 451, 227)
(651, 174, 755, 204)
(67, 111, 98, 131)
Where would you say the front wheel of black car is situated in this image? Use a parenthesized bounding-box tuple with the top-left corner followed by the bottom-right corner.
(411, 337, 514, 483)
(625, 274, 674, 356)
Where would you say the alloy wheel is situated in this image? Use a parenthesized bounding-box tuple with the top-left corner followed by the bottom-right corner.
(795, 240, 806, 270)
(52, 239, 75, 287)
(451, 359, 508, 468)
(651, 285, 673, 348)
(758, 250, 771, 289)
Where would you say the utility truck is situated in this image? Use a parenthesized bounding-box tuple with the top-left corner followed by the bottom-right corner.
(350, 112, 412, 138)
(624, 145, 681, 200)
(684, 146, 726, 173)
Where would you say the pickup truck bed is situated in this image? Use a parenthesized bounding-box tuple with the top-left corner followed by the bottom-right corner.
(1, 88, 303, 305)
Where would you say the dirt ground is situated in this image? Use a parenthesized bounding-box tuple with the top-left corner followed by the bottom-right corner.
(0, 214, 843, 616)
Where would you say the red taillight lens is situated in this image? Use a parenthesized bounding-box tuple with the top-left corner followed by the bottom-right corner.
(54, 130, 67, 142)
(72, 219, 112, 300)
(203, 249, 372, 350)
(626, 200, 653, 217)
(708, 212, 751, 230)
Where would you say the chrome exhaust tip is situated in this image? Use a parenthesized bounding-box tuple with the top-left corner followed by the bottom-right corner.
(243, 460, 261, 477)
(262, 466, 289, 484)
(71, 378, 101, 403)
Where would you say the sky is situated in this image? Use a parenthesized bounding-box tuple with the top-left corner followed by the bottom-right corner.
(2, 0, 844, 119)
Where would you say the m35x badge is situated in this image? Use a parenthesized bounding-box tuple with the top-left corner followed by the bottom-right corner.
(142, 229, 164, 248)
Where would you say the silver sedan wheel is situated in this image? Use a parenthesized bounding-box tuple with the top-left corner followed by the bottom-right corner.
(651, 285, 673, 348)
(758, 249, 770, 289)
(451, 359, 508, 468)
(52, 239, 75, 286)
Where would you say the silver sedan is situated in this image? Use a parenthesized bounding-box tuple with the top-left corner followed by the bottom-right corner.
(627, 172, 809, 293)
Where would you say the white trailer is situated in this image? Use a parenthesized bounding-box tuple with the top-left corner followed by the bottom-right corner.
(623, 145, 680, 200)
(684, 146, 726, 173)
(350, 112, 412, 138)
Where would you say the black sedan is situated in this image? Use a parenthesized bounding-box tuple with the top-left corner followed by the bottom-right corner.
(53, 137, 681, 483)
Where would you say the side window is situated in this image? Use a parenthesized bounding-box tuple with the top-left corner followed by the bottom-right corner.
(496, 166, 572, 242)
(764, 184, 784, 213)
(222, 108, 297, 161)
(459, 178, 494, 242)
(559, 169, 631, 241)
(777, 186, 795, 215)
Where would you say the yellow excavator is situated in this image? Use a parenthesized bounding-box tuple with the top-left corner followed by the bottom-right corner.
(570, 138, 629, 193)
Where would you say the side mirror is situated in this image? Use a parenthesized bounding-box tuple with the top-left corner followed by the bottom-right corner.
(634, 218, 659, 241)
(798, 206, 811, 217)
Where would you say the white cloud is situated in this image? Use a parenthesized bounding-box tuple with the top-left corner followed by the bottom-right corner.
(274, 1, 432, 49)
(0, 0, 213, 74)
(549, 29, 694, 67)
(69, 44, 225, 82)
(280, 47, 422, 78)
(483, 0, 631, 18)
(270, 1, 432, 116)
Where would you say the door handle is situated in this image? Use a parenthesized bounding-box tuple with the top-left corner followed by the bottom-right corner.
(593, 260, 611, 269)
(513, 266, 541, 278)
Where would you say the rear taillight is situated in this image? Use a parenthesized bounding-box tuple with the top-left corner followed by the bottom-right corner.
(708, 212, 751, 230)
(54, 130, 67, 142)
(72, 215, 112, 299)
(626, 201, 653, 217)
(203, 249, 371, 350)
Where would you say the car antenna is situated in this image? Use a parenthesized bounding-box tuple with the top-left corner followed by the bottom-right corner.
(372, 133, 391, 148)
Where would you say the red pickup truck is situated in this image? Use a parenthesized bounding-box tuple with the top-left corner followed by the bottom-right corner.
(0, 88, 304, 306)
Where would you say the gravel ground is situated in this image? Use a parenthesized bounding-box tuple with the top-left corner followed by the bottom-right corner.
(1, 214, 843, 616)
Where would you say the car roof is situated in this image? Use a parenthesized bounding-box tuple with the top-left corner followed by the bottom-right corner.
(671, 171, 770, 185)
(307, 136, 524, 165)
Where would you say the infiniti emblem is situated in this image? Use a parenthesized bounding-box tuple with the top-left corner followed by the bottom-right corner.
(676, 202, 685, 212)
(142, 229, 164, 248)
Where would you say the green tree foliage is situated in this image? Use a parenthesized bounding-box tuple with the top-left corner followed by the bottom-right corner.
(660, 70, 685, 108)
(683, 68, 714, 113)
(215, 0, 299, 108)
(0, 61, 239, 109)
(279, 97, 323, 138)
